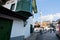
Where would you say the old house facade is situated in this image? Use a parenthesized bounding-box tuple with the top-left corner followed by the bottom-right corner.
(0, 0, 37, 40)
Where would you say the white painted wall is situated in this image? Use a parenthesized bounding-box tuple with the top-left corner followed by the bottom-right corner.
(24, 11, 34, 38)
(24, 16, 33, 38)
(24, 21, 30, 38)
(2, 0, 18, 11)
(3, 4, 11, 9)
(1, 0, 34, 38)
(11, 19, 24, 37)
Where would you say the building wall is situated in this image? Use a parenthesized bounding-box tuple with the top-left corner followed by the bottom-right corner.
(0, 13, 34, 40)
(24, 16, 33, 38)
(11, 19, 24, 37)
(2, 0, 34, 39)
(3, 0, 17, 11)
(0, 14, 25, 40)
(10, 19, 24, 40)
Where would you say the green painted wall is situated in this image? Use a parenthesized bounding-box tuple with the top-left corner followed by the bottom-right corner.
(0, 18, 13, 40)
(15, 0, 37, 13)
(16, 0, 32, 13)
(32, 0, 37, 13)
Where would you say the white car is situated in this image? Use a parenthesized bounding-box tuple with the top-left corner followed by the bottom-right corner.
(34, 27, 44, 32)
(34, 28, 40, 32)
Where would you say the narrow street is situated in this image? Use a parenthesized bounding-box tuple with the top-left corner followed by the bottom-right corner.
(36, 31, 60, 40)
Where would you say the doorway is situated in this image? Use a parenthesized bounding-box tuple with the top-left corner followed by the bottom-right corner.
(0, 17, 13, 40)
(30, 24, 34, 34)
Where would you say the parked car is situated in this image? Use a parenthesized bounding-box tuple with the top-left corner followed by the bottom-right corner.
(34, 27, 43, 32)
(34, 28, 40, 32)
(56, 27, 60, 38)
(56, 21, 60, 38)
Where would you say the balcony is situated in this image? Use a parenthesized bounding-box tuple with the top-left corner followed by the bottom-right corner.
(0, 5, 32, 21)
(15, 0, 33, 18)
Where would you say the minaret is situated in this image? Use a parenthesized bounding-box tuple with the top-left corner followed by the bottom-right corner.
(40, 10, 42, 27)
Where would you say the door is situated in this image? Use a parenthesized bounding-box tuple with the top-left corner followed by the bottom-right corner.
(0, 18, 13, 40)
(30, 24, 34, 33)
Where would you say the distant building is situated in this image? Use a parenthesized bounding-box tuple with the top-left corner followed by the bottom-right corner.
(34, 21, 50, 28)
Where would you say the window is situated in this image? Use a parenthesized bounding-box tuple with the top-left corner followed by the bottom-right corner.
(10, 3, 15, 10)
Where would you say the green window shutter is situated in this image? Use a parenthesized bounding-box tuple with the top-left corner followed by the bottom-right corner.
(16, 0, 32, 13)
(32, 0, 37, 13)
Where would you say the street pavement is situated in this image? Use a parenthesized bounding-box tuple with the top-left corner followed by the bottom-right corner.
(36, 31, 60, 40)
(25, 32, 39, 40)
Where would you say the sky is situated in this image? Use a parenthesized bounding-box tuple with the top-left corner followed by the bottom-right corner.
(34, 0, 60, 22)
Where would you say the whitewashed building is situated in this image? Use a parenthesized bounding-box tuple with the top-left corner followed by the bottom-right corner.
(0, 0, 37, 40)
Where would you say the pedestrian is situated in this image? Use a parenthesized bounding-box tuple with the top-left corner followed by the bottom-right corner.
(40, 30, 42, 34)
(50, 28, 52, 33)
(39, 26, 43, 34)
(53, 28, 56, 32)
